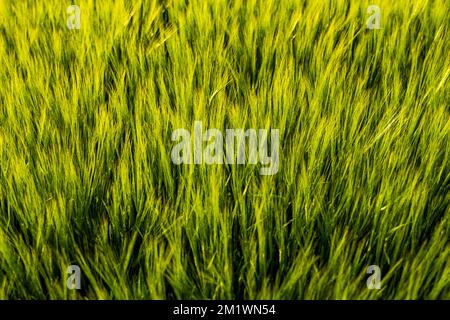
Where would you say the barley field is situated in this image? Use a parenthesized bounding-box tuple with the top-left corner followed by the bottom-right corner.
(0, 0, 449, 299)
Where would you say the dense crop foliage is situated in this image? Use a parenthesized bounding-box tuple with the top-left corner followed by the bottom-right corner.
(0, 0, 449, 299)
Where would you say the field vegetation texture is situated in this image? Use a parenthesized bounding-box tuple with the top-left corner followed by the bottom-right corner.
(0, 0, 449, 299)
